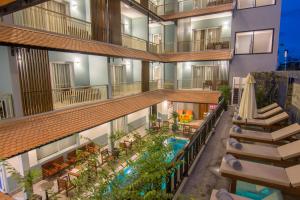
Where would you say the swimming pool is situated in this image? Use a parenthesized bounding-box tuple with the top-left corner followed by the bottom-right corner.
(113, 137, 189, 189)
(236, 181, 283, 200)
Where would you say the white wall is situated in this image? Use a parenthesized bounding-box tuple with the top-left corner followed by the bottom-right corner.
(48, 51, 90, 86)
(79, 123, 109, 146)
(0, 46, 12, 93)
(230, 0, 282, 83)
(88, 55, 108, 85)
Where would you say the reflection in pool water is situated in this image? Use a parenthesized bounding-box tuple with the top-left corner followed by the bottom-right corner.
(112, 137, 189, 191)
(236, 180, 283, 200)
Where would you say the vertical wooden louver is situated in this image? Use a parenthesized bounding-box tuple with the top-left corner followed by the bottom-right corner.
(90, 0, 121, 45)
(15, 48, 53, 116)
(142, 61, 150, 92)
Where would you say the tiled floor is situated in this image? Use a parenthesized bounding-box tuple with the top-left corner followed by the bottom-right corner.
(12, 126, 148, 200)
(178, 107, 232, 200)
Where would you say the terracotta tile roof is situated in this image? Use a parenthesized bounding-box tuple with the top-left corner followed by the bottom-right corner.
(0, 23, 232, 62)
(0, 192, 13, 200)
(161, 50, 233, 62)
(0, 90, 220, 159)
(161, 3, 234, 21)
(164, 90, 221, 104)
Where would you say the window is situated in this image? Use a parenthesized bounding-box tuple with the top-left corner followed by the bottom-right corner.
(238, 0, 275, 9)
(37, 135, 77, 160)
(235, 29, 273, 54)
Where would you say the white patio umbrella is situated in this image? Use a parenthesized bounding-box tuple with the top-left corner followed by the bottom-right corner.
(238, 73, 257, 119)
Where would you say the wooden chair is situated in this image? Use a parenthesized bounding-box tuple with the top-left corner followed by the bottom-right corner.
(57, 175, 74, 197)
(162, 121, 170, 130)
(183, 125, 191, 135)
(100, 149, 114, 164)
(119, 141, 132, 155)
(86, 143, 99, 154)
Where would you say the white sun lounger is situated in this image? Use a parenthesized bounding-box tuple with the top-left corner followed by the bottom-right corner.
(255, 107, 283, 119)
(233, 112, 289, 129)
(230, 123, 300, 144)
(257, 103, 279, 114)
(226, 140, 300, 166)
(220, 158, 300, 196)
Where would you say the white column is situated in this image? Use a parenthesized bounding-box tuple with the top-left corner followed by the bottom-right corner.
(107, 121, 114, 151)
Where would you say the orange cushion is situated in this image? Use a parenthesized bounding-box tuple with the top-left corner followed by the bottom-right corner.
(185, 110, 193, 115)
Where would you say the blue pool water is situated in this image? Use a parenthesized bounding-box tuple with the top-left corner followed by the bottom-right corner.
(236, 181, 283, 200)
(113, 137, 189, 190)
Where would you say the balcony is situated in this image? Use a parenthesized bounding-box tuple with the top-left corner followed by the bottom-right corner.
(177, 79, 228, 90)
(12, 5, 91, 40)
(52, 85, 108, 109)
(0, 93, 14, 120)
(149, 0, 233, 19)
(149, 37, 231, 53)
(121, 33, 149, 51)
(112, 82, 142, 98)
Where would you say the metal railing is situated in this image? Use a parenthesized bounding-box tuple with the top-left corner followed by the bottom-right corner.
(122, 34, 148, 51)
(148, 38, 231, 53)
(177, 79, 229, 90)
(151, 0, 233, 16)
(0, 93, 14, 120)
(12, 5, 91, 40)
(166, 98, 225, 194)
(52, 85, 108, 109)
(112, 82, 142, 98)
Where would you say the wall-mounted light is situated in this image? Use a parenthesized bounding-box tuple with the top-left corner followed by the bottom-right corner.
(74, 57, 80, 64)
(223, 21, 229, 29)
(71, 0, 78, 8)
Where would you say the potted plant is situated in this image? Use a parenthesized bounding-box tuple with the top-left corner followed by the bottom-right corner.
(171, 111, 179, 132)
(218, 85, 231, 110)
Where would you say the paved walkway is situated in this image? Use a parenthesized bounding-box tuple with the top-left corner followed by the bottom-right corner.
(178, 108, 233, 200)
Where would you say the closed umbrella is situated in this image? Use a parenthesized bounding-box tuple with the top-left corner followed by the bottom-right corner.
(238, 73, 257, 119)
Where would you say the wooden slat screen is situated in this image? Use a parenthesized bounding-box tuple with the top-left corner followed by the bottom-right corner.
(15, 47, 53, 116)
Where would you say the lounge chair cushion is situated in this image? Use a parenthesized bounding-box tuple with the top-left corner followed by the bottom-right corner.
(278, 140, 300, 160)
(210, 189, 251, 200)
(224, 154, 242, 170)
(220, 159, 290, 187)
(232, 125, 242, 133)
(271, 123, 300, 141)
(228, 138, 243, 150)
(226, 142, 281, 161)
(286, 165, 300, 187)
(230, 128, 273, 142)
(258, 103, 279, 114)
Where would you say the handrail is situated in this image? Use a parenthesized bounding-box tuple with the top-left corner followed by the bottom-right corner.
(34, 5, 91, 25)
(12, 4, 92, 40)
(166, 98, 225, 194)
(153, 0, 233, 15)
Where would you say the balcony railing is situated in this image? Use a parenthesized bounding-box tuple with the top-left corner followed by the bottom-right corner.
(0, 93, 14, 120)
(12, 5, 91, 40)
(52, 85, 108, 109)
(122, 34, 148, 51)
(177, 79, 228, 90)
(150, 0, 233, 16)
(112, 82, 142, 98)
(148, 38, 231, 53)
